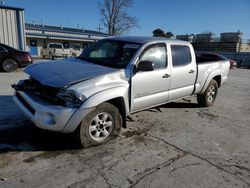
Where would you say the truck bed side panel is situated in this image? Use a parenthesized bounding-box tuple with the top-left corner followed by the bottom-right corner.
(194, 60, 230, 94)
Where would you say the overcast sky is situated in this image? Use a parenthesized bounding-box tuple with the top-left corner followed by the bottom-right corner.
(5, 0, 250, 39)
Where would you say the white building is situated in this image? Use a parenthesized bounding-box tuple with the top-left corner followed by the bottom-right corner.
(0, 5, 109, 57)
(0, 5, 26, 50)
(25, 23, 109, 57)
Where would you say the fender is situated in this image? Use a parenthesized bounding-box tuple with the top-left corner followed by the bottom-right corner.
(81, 86, 129, 114)
(200, 69, 222, 94)
(62, 86, 129, 133)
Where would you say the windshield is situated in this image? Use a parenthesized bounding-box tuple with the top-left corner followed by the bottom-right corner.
(49, 44, 63, 49)
(73, 44, 81, 51)
(78, 40, 141, 68)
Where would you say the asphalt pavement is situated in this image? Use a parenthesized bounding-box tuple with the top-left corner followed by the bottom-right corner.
(0, 65, 249, 188)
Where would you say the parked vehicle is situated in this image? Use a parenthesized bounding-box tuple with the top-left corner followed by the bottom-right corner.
(41, 43, 71, 59)
(196, 52, 237, 69)
(13, 36, 230, 147)
(71, 44, 82, 57)
(0, 43, 33, 72)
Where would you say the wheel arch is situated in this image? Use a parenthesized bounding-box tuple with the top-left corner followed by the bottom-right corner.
(63, 87, 129, 133)
(105, 97, 127, 128)
(213, 75, 221, 87)
(81, 87, 129, 129)
(200, 70, 222, 94)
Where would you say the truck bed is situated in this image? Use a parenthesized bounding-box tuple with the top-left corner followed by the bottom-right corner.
(194, 57, 230, 94)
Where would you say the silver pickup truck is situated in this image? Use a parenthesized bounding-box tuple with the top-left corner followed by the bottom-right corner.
(13, 36, 230, 147)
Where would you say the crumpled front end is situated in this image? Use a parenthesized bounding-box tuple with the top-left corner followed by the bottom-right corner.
(12, 78, 87, 133)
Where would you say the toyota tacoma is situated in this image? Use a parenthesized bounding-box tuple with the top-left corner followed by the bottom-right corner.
(13, 36, 230, 147)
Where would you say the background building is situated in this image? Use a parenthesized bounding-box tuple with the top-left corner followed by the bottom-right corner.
(0, 5, 109, 57)
(195, 33, 216, 43)
(176, 34, 195, 42)
(0, 5, 26, 51)
(220, 31, 242, 43)
(177, 31, 250, 52)
(25, 23, 109, 57)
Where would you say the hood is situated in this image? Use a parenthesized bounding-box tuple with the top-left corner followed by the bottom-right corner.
(24, 58, 117, 88)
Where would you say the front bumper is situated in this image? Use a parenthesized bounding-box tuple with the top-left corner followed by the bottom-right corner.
(54, 52, 69, 57)
(13, 91, 89, 133)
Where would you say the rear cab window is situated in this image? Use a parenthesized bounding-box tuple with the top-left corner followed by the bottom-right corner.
(49, 44, 63, 49)
(171, 45, 191, 66)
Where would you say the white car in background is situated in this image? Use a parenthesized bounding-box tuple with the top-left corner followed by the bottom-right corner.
(41, 43, 71, 59)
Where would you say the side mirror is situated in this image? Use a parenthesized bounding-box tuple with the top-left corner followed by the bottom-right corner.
(137, 61, 154, 72)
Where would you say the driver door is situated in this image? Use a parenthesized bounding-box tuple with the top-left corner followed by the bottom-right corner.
(131, 43, 171, 112)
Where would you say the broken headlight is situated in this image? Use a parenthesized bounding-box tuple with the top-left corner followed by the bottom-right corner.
(56, 90, 85, 108)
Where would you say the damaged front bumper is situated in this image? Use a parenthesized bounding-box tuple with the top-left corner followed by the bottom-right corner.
(13, 91, 93, 133)
(13, 91, 75, 132)
(12, 78, 95, 133)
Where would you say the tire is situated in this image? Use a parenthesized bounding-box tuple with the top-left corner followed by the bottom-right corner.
(49, 52, 54, 60)
(1, 59, 18, 72)
(197, 79, 218, 107)
(76, 102, 122, 148)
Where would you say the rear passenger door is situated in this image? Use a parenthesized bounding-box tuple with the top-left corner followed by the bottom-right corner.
(168, 45, 196, 101)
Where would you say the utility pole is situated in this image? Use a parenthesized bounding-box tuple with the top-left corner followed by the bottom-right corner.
(96, 23, 103, 33)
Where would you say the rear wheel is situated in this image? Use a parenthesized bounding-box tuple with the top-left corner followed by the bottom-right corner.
(76, 102, 122, 148)
(197, 79, 218, 107)
(1, 59, 18, 72)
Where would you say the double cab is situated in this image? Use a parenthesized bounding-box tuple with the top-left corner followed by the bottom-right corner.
(13, 36, 230, 147)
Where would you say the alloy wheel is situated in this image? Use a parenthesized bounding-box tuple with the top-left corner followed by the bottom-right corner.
(207, 85, 216, 103)
(2, 59, 18, 72)
(88, 112, 114, 142)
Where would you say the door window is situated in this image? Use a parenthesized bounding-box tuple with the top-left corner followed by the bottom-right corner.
(49, 44, 63, 49)
(139, 44, 167, 69)
(171, 45, 191, 66)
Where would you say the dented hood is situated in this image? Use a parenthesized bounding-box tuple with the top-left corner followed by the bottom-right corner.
(24, 58, 117, 88)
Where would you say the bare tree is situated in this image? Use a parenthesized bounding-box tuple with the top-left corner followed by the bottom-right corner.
(99, 0, 138, 35)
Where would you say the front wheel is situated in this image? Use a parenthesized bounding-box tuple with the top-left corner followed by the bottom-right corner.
(197, 79, 218, 107)
(76, 102, 122, 148)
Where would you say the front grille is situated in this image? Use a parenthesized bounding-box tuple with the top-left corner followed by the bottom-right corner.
(16, 92, 36, 115)
(15, 78, 66, 106)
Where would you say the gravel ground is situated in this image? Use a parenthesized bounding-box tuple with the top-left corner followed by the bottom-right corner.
(0, 64, 249, 188)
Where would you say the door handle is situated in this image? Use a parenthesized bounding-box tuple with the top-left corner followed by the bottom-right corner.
(189, 69, 195, 74)
(162, 73, 170, 78)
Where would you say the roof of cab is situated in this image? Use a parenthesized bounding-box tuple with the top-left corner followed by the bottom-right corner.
(106, 36, 189, 45)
